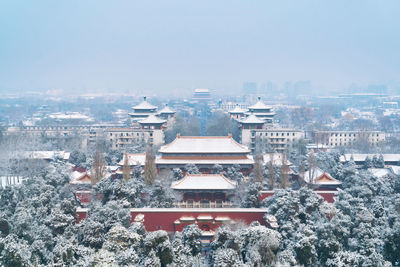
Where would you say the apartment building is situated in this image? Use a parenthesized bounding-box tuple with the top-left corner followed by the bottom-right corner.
(312, 130, 386, 148)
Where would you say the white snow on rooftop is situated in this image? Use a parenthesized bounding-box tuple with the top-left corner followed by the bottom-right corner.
(118, 153, 146, 166)
(159, 135, 250, 154)
(132, 97, 157, 110)
(303, 167, 341, 185)
(229, 104, 246, 114)
(171, 174, 237, 190)
(240, 114, 265, 124)
(248, 97, 272, 110)
(156, 156, 254, 165)
(138, 114, 166, 124)
(159, 104, 175, 114)
(22, 151, 70, 160)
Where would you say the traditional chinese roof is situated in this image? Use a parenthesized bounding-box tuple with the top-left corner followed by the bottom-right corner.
(303, 167, 341, 185)
(69, 171, 92, 185)
(159, 135, 250, 154)
(239, 114, 265, 124)
(132, 97, 157, 110)
(171, 174, 237, 190)
(155, 155, 254, 165)
(248, 97, 272, 110)
(118, 153, 146, 166)
(229, 104, 246, 114)
(138, 114, 166, 124)
(159, 104, 175, 114)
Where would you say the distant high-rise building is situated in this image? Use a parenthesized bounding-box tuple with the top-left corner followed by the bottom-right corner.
(243, 82, 257, 94)
(193, 88, 211, 102)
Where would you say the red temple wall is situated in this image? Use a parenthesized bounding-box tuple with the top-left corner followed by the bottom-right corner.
(130, 210, 266, 232)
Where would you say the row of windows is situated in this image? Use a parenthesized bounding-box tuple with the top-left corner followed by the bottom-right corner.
(329, 138, 382, 142)
(328, 133, 382, 137)
(253, 132, 299, 137)
(328, 142, 379, 147)
(110, 132, 149, 137)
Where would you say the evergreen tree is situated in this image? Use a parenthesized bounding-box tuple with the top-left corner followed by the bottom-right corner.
(363, 156, 372, 169)
(150, 180, 174, 208)
(184, 164, 200, 174)
(241, 182, 262, 208)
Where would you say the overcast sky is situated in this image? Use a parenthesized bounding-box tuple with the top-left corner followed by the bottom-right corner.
(0, 0, 399, 95)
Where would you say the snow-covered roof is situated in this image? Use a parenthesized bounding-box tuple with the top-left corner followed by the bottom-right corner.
(159, 135, 250, 154)
(22, 151, 70, 161)
(367, 168, 392, 178)
(69, 171, 91, 185)
(130, 208, 268, 212)
(248, 97, 272, 110)
(340, 154, 400, 163)
(229, 104, 246, 114)
(138, 114, 166, 124)
(303, 167, 341, 185)
(179, 216, 195, 221)
(244, 112, 276, 117)
(132, 97, 157, 110)
(158, 104, 175, 114)
(118, 153, 146, 166)
(171, 174, 237, 190)
(263, 153, 292, 166)
(239, 114, 265, 124)
(389, 165, 400, 175)
(197, 215, 213, 220)
(156, 156, 254, 165)
(48, 112, 93, 121)
(214, 216, 231, 222)
(194, 88, 210, 93)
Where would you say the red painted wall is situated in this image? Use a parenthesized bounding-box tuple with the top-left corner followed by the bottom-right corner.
(77, 210, 88, 222)
(130, 210, 266, 232)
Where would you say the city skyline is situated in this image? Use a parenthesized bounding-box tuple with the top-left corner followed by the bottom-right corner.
(1, 0, 399, 95)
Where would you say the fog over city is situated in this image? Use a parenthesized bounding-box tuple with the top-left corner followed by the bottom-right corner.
(1, 0, 399, 96)
(1, 1, 400, 267)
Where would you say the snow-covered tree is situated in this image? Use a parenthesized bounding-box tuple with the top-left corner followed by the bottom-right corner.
(241, 182, 262, 208)
(181, 224, 202, 257)
(212, 164, 223, 174)
(150, 180, 174, 208)
(185, 164, 200, 175)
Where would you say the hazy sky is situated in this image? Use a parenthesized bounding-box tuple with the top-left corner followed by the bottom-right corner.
(0, 0, 399, 95)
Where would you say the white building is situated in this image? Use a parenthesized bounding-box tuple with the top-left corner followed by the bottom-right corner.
(312, 130, 386, 148)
